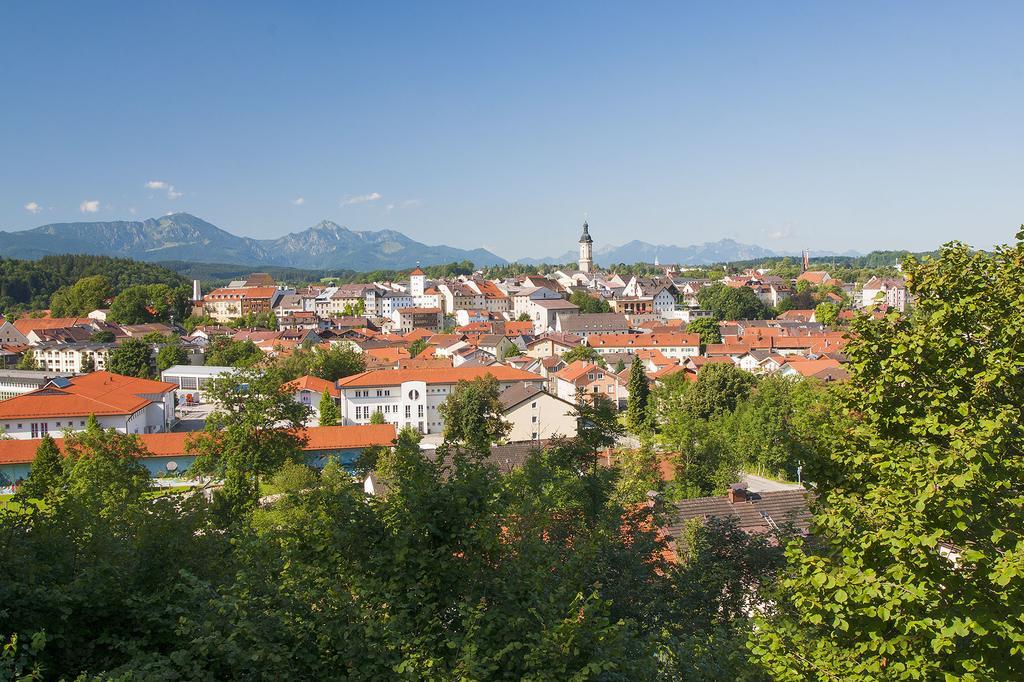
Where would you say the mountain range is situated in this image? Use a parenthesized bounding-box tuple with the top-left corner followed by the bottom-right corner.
(0, 213, 507, 270)
(518, 239, 860, 266)
(0, 213, 859, 270)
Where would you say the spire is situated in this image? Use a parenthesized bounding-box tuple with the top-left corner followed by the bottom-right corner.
(579, 220, 593, 244)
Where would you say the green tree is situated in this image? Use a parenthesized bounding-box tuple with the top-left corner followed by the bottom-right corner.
(189, 368, 310, 516)
(369, 409, 386, 424)
(614, 358, 626, 373)
(16, 435, 65, 502)
(626, 357, 651, 432)
(108, 285, 152, 324)
(106, 338, 152, 378)
(16, 352, 39, 370)
(49, 275, 112, 317)
(89, 330, 115, 343)
(753, 235, 1024, 679)
(569, 290, 612, 313)
(80, 352, 96, 373)
(685, 362, 757, 420)
(687, 316, 723, 346)
(438, 375, 510, 454)
(561, 343, 606, 367)
(814, 301, 841, 327)
(318, 388, 340, 426)
(205, 337, 263, 367)
(697, 283, 771, 321)
(502, 342, 522, 358)
(516, 312, 531, 322)
(308, 344, 365, 381)
(407, 337, 428, 358)
(155, 341, 189, 372)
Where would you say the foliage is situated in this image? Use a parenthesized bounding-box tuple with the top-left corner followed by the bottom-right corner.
(0, 254, 186, 316)
(686, 316, 723, 346)
(502, 342, 522, 358)
(516, 312, 531, 322)
(15, 436, 64, 502)
(15, 352, 39, 370)
(813, 301, 841, 327)
(318, 388, 340, 426)
(271, 344, 365, 381)
(438, 375, 510, 454)
(569, 289, 612, 313)
(90, 329, 115, 342)
(204, 337, 264, 367)
(752, 235, 1024, 679)
(49, 274, 112, 317)
(407, 337, 428, 358)
(562, 343, 606, 367)
(228, 311, 277, 330)
(683, 363, 756, 420)
(106, 338, 152, 378)
(155, 341, 189, 372)
(626, 357, 651, 432)
(109, 283, 190, 324)
(188, 368, 310, 516)
(697, 283, 772, 321)
(369, 409, 386, 424)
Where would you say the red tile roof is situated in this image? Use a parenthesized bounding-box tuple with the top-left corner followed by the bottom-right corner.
(285, 375, 340, 399)
(586, 332, 699, 349)
(0, 424, 396, 466)
(13, 317, 93, 335)
(337, 365, 542, 388)
(0, 371, 175, 420)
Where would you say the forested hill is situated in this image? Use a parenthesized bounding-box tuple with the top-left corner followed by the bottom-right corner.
(0, 255, 187, 314)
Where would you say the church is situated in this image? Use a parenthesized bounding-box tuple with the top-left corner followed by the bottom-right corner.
(578, 220, 593, 273)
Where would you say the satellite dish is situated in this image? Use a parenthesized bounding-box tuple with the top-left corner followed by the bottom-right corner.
(165, 461, 178, 472)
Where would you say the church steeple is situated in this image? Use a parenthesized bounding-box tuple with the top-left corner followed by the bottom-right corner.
(578, 219, 593, 273)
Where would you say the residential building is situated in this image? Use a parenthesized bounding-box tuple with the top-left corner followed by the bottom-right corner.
(526, 297, 579, 334)
(552, 360, 628, 408)
(160, 364, 236, 402)
(555, 313, 631, 338)
(0, 369, 76, 401)
(0, 371, 176, 439)
(860, 277, 908, 312)
(337, 365, 545, 434)
(392, 307, 444, 334)
(31, 342, 113, 373)
(202, 286, 281, 322)
(498, 384, 578, 442)
(286, 374, 340, 411)
(585, 332, 700, 360)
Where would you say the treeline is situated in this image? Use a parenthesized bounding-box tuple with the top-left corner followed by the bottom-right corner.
(161, 259, 481, 289)
(0, 255, 187, 316)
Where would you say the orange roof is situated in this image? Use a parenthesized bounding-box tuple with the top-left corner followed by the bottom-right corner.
(587, 332, 699, 349)
(502, 321, 534, 336)
(796, 271, 830, 285)
(404, 328, 435, 342)
(776, 309, 815, 321)
(363, 346, 411, 363)
(0, 371, 176, 420)
(13, 317, 93, 335)
(0, 424, 396, 466)
(337, 365, 542, 388)
(782, 358, 842, 376)
(409, 267, 425, 276)
(554, 360, 600, 383)
(285, 375, 340, 399)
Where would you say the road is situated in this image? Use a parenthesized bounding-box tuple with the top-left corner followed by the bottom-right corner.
(740, 472, 805, 493)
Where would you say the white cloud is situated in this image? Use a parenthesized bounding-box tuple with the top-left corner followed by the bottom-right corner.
(146, 180, 182, 199)
(24, 201, 41, 214)
(129, 207, 138, 215)
(80, 200, 100, 213)
(291, 197, 305, 205)
(341, 192, 382, 206)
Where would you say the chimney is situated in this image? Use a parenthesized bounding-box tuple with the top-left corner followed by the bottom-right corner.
(727, 482, 748, 504)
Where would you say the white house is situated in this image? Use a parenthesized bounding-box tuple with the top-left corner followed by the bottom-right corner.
(0, 371, 176, 439)
(337, 365, 545, 435)
(31, 343, 113, 373)
(160, 364, 237, 402)
(498, 384, 578, 442)
(860, 277, 908, 312)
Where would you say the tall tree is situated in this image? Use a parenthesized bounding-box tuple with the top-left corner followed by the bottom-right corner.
(562, 344, 606, 367)
(626, 358, 651, 432)
(49, 275, 112, 317)
(16, 435, 65, 502)
(155, 341, 189, 372)
(438, 375, 510, 454)
(188, 368, 310, 516)
(106, 338, 152, 378)
(753, 235, 1024, 678)
(814, 301, 841, 327)
(686, 317, 723, 346)
(697, 283, 771, 321)
(318, 388, 340, 426)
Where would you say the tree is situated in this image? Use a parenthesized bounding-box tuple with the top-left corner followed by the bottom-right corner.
(516, 312, 531, 322)
(80, 353, 96, 373)
(753, 235, 1024, 678)
(308, 344, 365, 381)
(89, 330, 115, 343)
(686, 316, 722, 346)
(561, 343, 606, 367)
(697, 283, 771, 321)
(502, 343, 522, 358)
(626, 358, 651, 432)
(614, 358, 626, 373)
(318, 388, 340, 426)
(205, 337, 263, 367)
(155, 341, 189, 372)
(369, 409, 386, 424)
(49, 275, 112, 317)
(188, 368, 311, 516)
(438, 375, 510, 454)
(108, 285, 152, 324)
(16, 435, 65, 502)
(106, 338, 152, 378)
(814, 301, 841, 327)
(407, 337, 428, 358)
(685, 363, 757, 420)
(16, 352, 39, 370)
(569, 290, 612, 313)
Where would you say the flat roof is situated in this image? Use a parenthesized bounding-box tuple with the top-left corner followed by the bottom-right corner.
(160, 365, 236, 377)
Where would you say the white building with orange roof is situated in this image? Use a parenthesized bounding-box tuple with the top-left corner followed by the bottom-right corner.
(202, 286, 282, 322)
(585, 332, 699, 360)
(0, 371, 176, 439)
(337, 365, 544, 434)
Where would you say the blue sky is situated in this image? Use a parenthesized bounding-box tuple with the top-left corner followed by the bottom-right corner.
(2, 2, 1022, 260)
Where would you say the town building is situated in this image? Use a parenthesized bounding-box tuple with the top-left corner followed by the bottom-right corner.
(498, 384, 578, 442)
(0, 369, 76, 401)
(337, 365, 545, 434)
(159, 365, 236, 402)
(578, 221, 594, 273)
(0, 371, 176, 439)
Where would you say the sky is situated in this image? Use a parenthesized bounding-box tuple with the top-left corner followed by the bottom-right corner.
(2, 1, 1023, 260)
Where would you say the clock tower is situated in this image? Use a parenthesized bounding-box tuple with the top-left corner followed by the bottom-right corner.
(578, 220, 593, 273)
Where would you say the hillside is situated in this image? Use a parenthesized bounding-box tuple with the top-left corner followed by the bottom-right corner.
(0, 214, 507, 270)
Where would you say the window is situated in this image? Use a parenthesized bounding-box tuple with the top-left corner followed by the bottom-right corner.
(408, 389, 420, 400)
(418, 405, 424, 418)
(30, 423, 38, 438)
(377, 390, 383, 397)
(608, 385, 615, 393)
(587, 373, 594, 381)
(405, 405, 411, 418)
(532, 415, 537, 423)
(531, 401, 537, 408)
(593, 386, 599, 393)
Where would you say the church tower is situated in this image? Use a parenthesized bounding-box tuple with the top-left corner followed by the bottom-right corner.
(578, 221, 594, 273)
